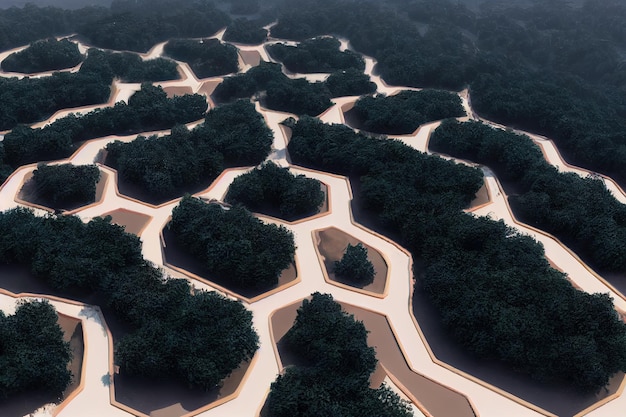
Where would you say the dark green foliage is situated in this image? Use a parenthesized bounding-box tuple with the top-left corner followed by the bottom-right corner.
(430, 119, 626, 274)
(288, 117, 626, 392)
(229, 0, 260, 15)
(163, 38, 239, 79)
(0, 70, 111, 131)
(170, 196, 295, 291)
(105, 100, 272, 201)
(267, 293, 413, 417)
(1, 38, 82, 73)
(334, 243, 375, 285)
(222, 18, 268, 44)
(2, 83, 207, 168)
(352, 90, 465, 134)
(325, 68, 376, 97)
(267, 37, 365, 74)
(78, 0, 231, 53)
(0, 207, 259, 390)
(31, 163, 100, 209)
(213, 61, 333, 116)
(80, 48, 179, 83)
(0, 300, 72, 400)
(225, 161, 324, 220)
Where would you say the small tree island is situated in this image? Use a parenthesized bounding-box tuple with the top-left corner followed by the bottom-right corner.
(1, 38, 82, 74)
(334, 243, 376, 286)
(28, 163, 101, 210)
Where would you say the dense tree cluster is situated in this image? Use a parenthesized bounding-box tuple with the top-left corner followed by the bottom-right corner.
(78, 0, 231, 53)
(31, 163, 100, 209)
(105, 100, 272, 201)
(163, 38, 238, 79)
(352, 90, 465, 134)
(288, 117, 626, 392)
(325, 68, 376, 97)
(267, 292, 413, 417)
(430, 119, 626, 275)
(267, 37, 365, 74)
(0, 208, 258, 390)
(213, 61, 333, 116)
(80, 48, 179, 83)
(222, 18, 268, 45)
(0, 300, 72, 400)
(225, 161, 325, 220)
(2, 83, 207, 173)
(0, 70, 111, 131)
(1, 38, 82, 73)
(169, 196, 295, 291)
(334, 243, 375, 285)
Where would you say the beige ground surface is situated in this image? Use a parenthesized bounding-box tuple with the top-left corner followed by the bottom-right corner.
(0, 25, 625, 417)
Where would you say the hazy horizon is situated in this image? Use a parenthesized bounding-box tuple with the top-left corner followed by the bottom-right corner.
(0, 0, 113, 10)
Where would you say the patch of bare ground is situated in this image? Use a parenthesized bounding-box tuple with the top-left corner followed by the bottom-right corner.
(100, 209, 152, 236)
(239, 50, 261, 67)
(163, 86, 193, 98)
(314, 227, 387, 295)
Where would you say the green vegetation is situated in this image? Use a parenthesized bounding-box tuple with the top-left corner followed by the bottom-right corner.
(288, 117, 626, 392)
(335, 243, 375, 285)
(267, 292, 413, 417)
(163, 38, 239, 79)
(31, 163, 100, 209)
(0, 300, 72, 400)
(0, 207, 258, 390)
(78, 0, 231, 53)
(430, 119, 626, 275)
(352, 90, 465, 134)
(1, 38, 82, 73)
(325, 68, 376, 97)
(1, 84, 207, 174)
(225, 161, 325, 220)
(170, 196, 295, 291)
(80, 48, 179, 83)
(105, 100, 272, 202)
(223, 18, 268, 45)
(213, 61, 332, 116)
(267, 37, 365, 74)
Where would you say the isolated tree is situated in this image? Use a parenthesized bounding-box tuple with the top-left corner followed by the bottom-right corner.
(334, 243, 375, 285)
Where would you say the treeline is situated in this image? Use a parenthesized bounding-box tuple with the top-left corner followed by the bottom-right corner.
(287, 116, 626, 392)
(0, 208, 259, 390)
(267, 37, 365, 74)
(225, 161, 325, 221)
(31, 163, 100, 210)
(0, 300, 72, 401)
(80, 48, 179, 82)
(105, 100, 272, 202)
(163, 38, 238, 79)
(1, 38, 82, 73)
(267, 292, 413, 417)
(351, 90, 465, 134)
(169, 196, 295, 291)
(214, 61, 375, 114)
(1, 83, 207, 176)
(430, 119, 626, 275)
(222, 18, 268, 45)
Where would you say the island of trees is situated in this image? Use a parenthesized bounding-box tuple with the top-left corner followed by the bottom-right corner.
(0, 300, 72, 401)
(1, 38, 82, 73)
(0, 207, 259, 390)
(105, 99, 272, 202)
(266, 36, 365, 74)
(222, 18, 268, 45)
(80, 48, 179, 83)
(335, 243, 375, 286)
(267, 292, 413, 417)
(225, 162, 325, 221)
(30, 163, 100, 210)
(170, 196, 296, 292)
(350, 90, 465, 134)
(287, 116, 626, 392)
(163, 38, 239, 79)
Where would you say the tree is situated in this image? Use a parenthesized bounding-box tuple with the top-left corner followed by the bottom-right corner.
(334, 243, 375, 285)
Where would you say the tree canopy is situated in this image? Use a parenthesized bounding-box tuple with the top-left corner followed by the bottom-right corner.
(334, 243, 375, 285)
(1, 38, 82, 73)
(222, 18, 268, 45)
(163, 38, 239, 79)
(31, 163, 100, 209)
(170, 196, 295, 291)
